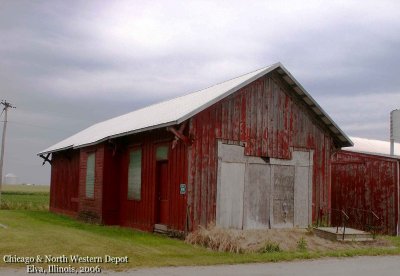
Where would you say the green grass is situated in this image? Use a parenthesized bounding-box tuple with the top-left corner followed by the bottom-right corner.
(0, 211, 264, 269)
(0, 210, 399, 270)
(2, 184, 50, 193)
(0, 184, 49, 210)
(0, 184, 399, 270)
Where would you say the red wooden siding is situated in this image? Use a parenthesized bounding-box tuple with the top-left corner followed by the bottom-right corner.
(188, 72, 336, 230)
(78, 144, 105, 222)
(49, 69, 340, 234)
(102, 144, 122, 225)
(50, 150, 80, 216)
(50, 130, 188, 232)
(331, 151, 399, 235)
(156, 161, 169, 224)
(117, 129, 188, 231)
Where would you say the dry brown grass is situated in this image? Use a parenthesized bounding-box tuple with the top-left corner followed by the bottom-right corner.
(186, 223, 392, 253)
(186, 223, 245, 253)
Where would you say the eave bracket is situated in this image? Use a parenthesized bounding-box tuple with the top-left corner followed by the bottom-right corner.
(167, 121, 192, 149)
(40, 153, 52, 166)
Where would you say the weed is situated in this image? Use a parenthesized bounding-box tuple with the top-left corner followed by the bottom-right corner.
(297, 237, 308, 251)
(306, 225, 314, 235)
(259, 241, 281, 253)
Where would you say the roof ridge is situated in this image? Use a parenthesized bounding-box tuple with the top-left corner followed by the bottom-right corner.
(39, 62, 351, 155)
(84, 64, 277, 127)
(116, 64, 277, 116)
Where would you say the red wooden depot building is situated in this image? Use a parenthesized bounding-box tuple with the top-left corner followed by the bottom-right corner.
(331, 137, 400, 235)
(39, 63, 352, 233)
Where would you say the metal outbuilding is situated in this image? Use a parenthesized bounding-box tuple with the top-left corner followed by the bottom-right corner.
(39, 63, 352, 233)
(331, 137, 400, 235)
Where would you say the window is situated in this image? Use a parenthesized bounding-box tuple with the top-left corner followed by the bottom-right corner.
(156, 145, 168, 160)
(85, 152, 95, 198)
(128, 148, 142, 200)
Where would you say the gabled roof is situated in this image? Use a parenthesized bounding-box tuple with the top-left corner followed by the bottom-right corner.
(39, 62, 352, 155)
(343, 137, 400, 159)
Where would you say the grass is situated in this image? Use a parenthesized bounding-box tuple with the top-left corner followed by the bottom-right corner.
(0, 184, 399, 270)
(2, 184, 50, 193)
(186, 224, 244, 253)
(0, 184, 49, 210)
(259, 241, 281, 253)
(0, 211, 399, 271)
(1, 210, 399, 270)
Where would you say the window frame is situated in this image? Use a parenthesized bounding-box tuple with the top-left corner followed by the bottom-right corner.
(127, 146, 142, 201)
(85, 151, 96, 199)
(155, 144, 169, 161)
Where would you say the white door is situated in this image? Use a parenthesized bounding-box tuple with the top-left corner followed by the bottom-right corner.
(216, 162, 245, 229)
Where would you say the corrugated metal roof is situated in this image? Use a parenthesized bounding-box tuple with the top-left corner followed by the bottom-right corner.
(39, 62, 352, 155)
(343, 137, 400, 159)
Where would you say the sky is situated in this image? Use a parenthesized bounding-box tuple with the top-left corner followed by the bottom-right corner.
(0, 0, 399, 185)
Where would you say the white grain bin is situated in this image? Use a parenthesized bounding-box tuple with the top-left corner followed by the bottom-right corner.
(391, 109, 400, 155)
(4, 173, 18, 185)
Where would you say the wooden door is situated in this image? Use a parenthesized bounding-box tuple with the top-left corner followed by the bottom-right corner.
(156, 161, 169, 225)
(243, 163, 271, 229)
(272, 165, 295, 228)
(217, 161, 245, 229)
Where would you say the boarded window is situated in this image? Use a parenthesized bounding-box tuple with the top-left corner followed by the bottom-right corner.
(156, 145, 168, 160)
(85, 152, 95, 198)
(128, 148, 142, 200)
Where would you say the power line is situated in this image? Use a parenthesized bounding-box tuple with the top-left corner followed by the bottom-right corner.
(0, 120, 68, 131)
(0, 100, 16, 208)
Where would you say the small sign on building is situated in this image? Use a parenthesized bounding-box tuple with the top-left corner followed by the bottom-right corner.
(180, 183, 186, 195)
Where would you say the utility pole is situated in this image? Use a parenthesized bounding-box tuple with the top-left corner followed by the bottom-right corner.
(0, 100, 16, 207)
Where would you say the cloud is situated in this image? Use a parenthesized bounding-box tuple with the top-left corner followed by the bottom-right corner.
(317, 91, 400, 140)
(0, 0, 400, 184)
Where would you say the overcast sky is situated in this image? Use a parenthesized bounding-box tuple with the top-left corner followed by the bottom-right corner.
(1, 0, 399, 185)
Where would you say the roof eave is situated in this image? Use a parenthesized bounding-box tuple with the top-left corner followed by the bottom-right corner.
(41, 62, 352, 154)
(342, 149, 400, 160)
(39, 121, 179, 155)
(179, 62, 352, 148)
(37, 145, 74, 156)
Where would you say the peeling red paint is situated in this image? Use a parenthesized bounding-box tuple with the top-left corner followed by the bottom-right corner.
(116, 130, 188, 231)
(188, 73, 337, 229)
(50, 70, 340, 233)
(332, 150, 399, 235)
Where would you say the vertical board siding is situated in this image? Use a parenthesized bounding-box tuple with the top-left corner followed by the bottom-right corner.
(331, 151, 399, 235)
(50, 70, 339, 234)
(188, 72, 336, 230)
(102, 144, 121, 225)
(50, 150, 80, 216)
(117, 129, 188, 231)
(78, 144, 105, 222)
